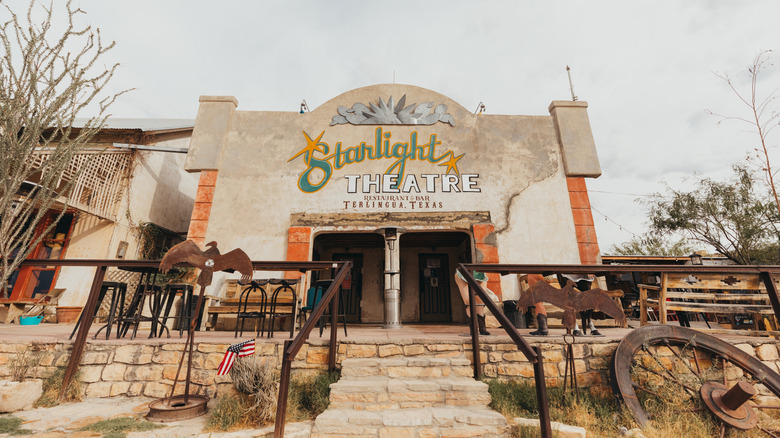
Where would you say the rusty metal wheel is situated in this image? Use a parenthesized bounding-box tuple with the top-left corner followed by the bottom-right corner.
(611, 325, 780, 436)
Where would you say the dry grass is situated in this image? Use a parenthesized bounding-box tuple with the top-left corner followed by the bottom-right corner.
(230, 356, 278, 423)
(487, 379, 629, 437)
(34, 367, 82, 408)
(8, 345, 42, 382)
(206, 360, 339, 431)
(206, 357, 278, 431)
(487, 377, 780, 438)
(629, 346, 778, 438)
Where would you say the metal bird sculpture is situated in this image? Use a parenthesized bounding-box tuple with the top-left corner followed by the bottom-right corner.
(159, 240, 253, 287)
(156, 240, 253, 409)
(517, 280, 626, 332)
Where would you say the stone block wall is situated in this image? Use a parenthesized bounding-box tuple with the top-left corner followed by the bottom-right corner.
(1, 337, 778, 400)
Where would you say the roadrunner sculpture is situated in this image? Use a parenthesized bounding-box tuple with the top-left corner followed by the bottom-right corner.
(517, 280, 626, 333)
(160, 240, 252, 288)
(158, 240, 253, 408)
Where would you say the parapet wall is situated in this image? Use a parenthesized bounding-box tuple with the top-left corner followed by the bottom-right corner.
(1, 337, 778, 400)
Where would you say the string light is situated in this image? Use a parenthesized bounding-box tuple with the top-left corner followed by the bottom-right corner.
(589, 190, 673, 199)
(590, 206, 640, 238)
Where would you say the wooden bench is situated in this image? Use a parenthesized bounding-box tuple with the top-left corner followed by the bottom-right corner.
(639, 272, 779, 335)
(0, 301, 33, 324)
(0, 288, 65, 323)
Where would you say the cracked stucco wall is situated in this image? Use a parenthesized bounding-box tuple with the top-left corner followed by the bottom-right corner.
(187, 84, 594, 306)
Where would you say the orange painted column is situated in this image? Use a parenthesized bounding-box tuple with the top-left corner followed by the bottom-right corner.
(567, 177, 600, 264)
(472, 223, 502, 299)
(186, 170, 218, 246)
(285, 227, 311, 279)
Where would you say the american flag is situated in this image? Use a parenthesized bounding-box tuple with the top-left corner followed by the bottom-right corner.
(216, 339, 255, 376)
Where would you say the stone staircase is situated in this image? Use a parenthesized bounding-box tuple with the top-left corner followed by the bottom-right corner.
(310, 355, 509, 438)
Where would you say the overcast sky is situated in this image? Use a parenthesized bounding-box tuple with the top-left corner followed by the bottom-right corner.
(55, 1, 780, 251)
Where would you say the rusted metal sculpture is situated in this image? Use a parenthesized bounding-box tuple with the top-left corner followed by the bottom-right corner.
(518, 280, 626, 400)
(611, 325, 780, 436)
(517, 281, 626, 332)
(146, 240, 253, 422)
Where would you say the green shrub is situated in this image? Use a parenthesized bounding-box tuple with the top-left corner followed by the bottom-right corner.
(78, 416, 162, 438)
(207, 396, 248, 431)
(0, 415, 32, 435)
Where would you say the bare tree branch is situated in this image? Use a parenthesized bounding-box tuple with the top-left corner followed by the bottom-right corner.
(0, 0, 128, 294)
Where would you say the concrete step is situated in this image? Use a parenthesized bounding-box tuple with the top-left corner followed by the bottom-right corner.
(340, 357, 474, 379)
(311, 407, 509, 438)
(329, 376, 492, 409)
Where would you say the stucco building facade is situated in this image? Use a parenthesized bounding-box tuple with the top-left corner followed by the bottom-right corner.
(184, 84, 602, 326)
(4, 120, 198, 309)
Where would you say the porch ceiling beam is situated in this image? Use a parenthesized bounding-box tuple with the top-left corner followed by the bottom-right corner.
(461, 263, 780, 275)
(112, 143, 188, 153)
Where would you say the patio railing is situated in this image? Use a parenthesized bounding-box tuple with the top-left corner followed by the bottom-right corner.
(2, 258, 349, 407)
(455, 263, 780, 438)
(6, 259, 780, 438)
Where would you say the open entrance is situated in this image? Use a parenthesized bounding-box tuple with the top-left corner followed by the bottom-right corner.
(312, 230, 472, 324)
(313, 232, 384, 324)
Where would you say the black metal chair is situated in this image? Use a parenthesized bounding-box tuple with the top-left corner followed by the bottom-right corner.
(317, 279, 348, 337)
(72, 281, 127, 340)
(299, 284, 325, 328)
(235, 280, 269, 338)
(265, 278, 299, 338)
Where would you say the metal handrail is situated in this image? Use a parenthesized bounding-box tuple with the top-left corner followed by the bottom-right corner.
(456, 264, 552, 437)
(273, 260, 352, 438)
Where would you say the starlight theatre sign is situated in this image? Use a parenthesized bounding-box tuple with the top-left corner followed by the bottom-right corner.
(287, 96, 479, 211)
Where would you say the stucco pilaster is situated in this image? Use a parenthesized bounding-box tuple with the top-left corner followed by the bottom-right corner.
(184, 96, 238, 172)
(566, 177, 601, 264)
(285, 226, 311, 279)
(187, 170, 218, 245)
(548, 101, 601, 177)
(472, 223, 502, 298)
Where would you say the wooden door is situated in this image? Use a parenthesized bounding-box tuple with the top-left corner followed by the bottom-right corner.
(7, 212, 74, 301)
(334, 253, 362, 323)
(419, 254, 451, 322)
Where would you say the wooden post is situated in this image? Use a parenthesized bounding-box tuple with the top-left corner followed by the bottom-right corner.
(659, 273, 668, 325)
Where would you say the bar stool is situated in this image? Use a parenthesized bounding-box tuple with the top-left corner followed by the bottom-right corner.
(158, 284, 195, 337)
(119, 283, 167, 339)
(78, 282, 128, 340)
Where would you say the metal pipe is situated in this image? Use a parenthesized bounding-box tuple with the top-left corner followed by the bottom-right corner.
(534, 345, 553, 438)
(376, 227, 405, 329)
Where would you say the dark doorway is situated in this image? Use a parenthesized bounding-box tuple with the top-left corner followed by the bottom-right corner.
(418, 253, 451, 322)
(334, 253, 362, 323)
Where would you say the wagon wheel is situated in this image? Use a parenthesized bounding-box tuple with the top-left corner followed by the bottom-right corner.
(611, 325, 780, 436)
